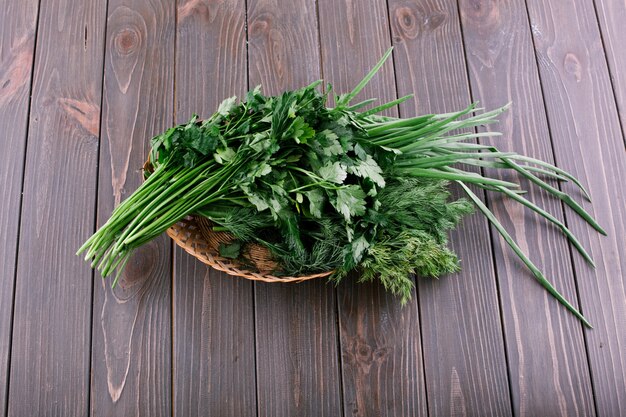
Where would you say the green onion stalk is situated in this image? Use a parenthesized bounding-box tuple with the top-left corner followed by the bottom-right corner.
(78, 149, 258, 285)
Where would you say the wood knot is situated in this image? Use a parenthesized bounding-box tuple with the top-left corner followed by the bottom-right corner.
(461, 0, 500, 28)
(393, 6, 447, 41)
(120, 241, 159, 287)
(393, 6, 419, 40)
(423, 11, 446, 32)
(356, 342, 372, 360)
(342, 337, 391, 376)
(114, 28, 140, 55)
(108, 7, 146, 93)
(563, 52, 582, 82)
(178, 0, 211, 22)
(0, 36, 34, 107)
(372, 346, 391, 361)
(58, 97, 100, 136)
(249, 13, 272, 37)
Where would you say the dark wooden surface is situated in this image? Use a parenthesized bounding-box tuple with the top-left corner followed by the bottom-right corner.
(248, 1, 343, 415)
(173, 1, 258, 416)
(7, 0, 107, 415)
(390, 1, 512, 415)
(526, 1, 626, 415)
(318, 1, 428, 416)
(1, 0, 625, 416)
(460, 1, 596, 415)
(91, 0, 174, 415)
(0, 0, 38, 414)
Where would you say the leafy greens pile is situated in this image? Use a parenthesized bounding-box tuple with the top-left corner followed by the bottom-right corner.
(79, 49, 604, 326)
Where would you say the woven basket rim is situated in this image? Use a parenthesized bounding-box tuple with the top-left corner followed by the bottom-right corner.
(166, 218, 334, 283)
(144, 158, 334, 283)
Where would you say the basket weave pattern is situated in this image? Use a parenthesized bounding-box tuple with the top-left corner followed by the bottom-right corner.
(195, 216, 280, 274)
(166, 217, 334, 283)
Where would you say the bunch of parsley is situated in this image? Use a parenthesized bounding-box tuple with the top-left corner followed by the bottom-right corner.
(79, 49, 604, 326)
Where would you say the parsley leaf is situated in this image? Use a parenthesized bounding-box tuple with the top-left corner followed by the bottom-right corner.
(214, 147, 236, 164)
(347, 154, 386, 187)
(217, 96, 237, 116)
(316, 129, 343, 156)
(305, 189, 326, 218)
(219, 241, 241, 259)
(286, 117, 315, 144)
(350, 234, 370, 263)
(318, 161, 347, 184)
(333, 185, 367, 221)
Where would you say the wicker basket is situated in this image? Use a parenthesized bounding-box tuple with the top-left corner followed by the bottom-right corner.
(144, 159, 334, 283)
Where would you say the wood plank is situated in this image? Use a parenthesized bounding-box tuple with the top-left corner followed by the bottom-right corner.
(173, 1, 257, 416)
(89, 0, 174, 415)
(388, 1, 512, 415)
(253, 283, 341, 417)
(6, 0, 107, 415)
(335, 283, 425, 417)
(0, 0, 38, 412)
(525, 1, 626, 415)
(316, 1, 427, 415)
(173, 259, 256, 416)
(594, 0, 626, 136)
(247, 0, 343, 415)
(458, 0, 596, 415)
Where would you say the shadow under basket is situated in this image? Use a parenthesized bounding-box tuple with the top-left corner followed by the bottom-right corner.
(144, 159, 333, 283)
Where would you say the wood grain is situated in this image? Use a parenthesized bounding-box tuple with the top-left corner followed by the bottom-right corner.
(173, 1, 257, 416)
(247, 0, 342, 415)
(247, 0, 321, 95)
(6, 0, 107, 415)
(317, 0, 427, 415)
(90, 0, 174, 415)
(336, 281, 426, 417)
(459, 0, 595, 415)
(173, 260, 256, 416)
(318, 0, 396, 111)
(388, 0, 512, 415)
(525, 1, 626, 415)
(253, 282, 342, 417)
(593, 0, 626, 137)
(0, 0, 38, 412)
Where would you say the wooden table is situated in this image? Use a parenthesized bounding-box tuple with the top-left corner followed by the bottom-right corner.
(1, 0, 625, 415)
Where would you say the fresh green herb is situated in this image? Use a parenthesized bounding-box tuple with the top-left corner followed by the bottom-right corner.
(78, 48, 603, 327)
(219, 241, 241, 259)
